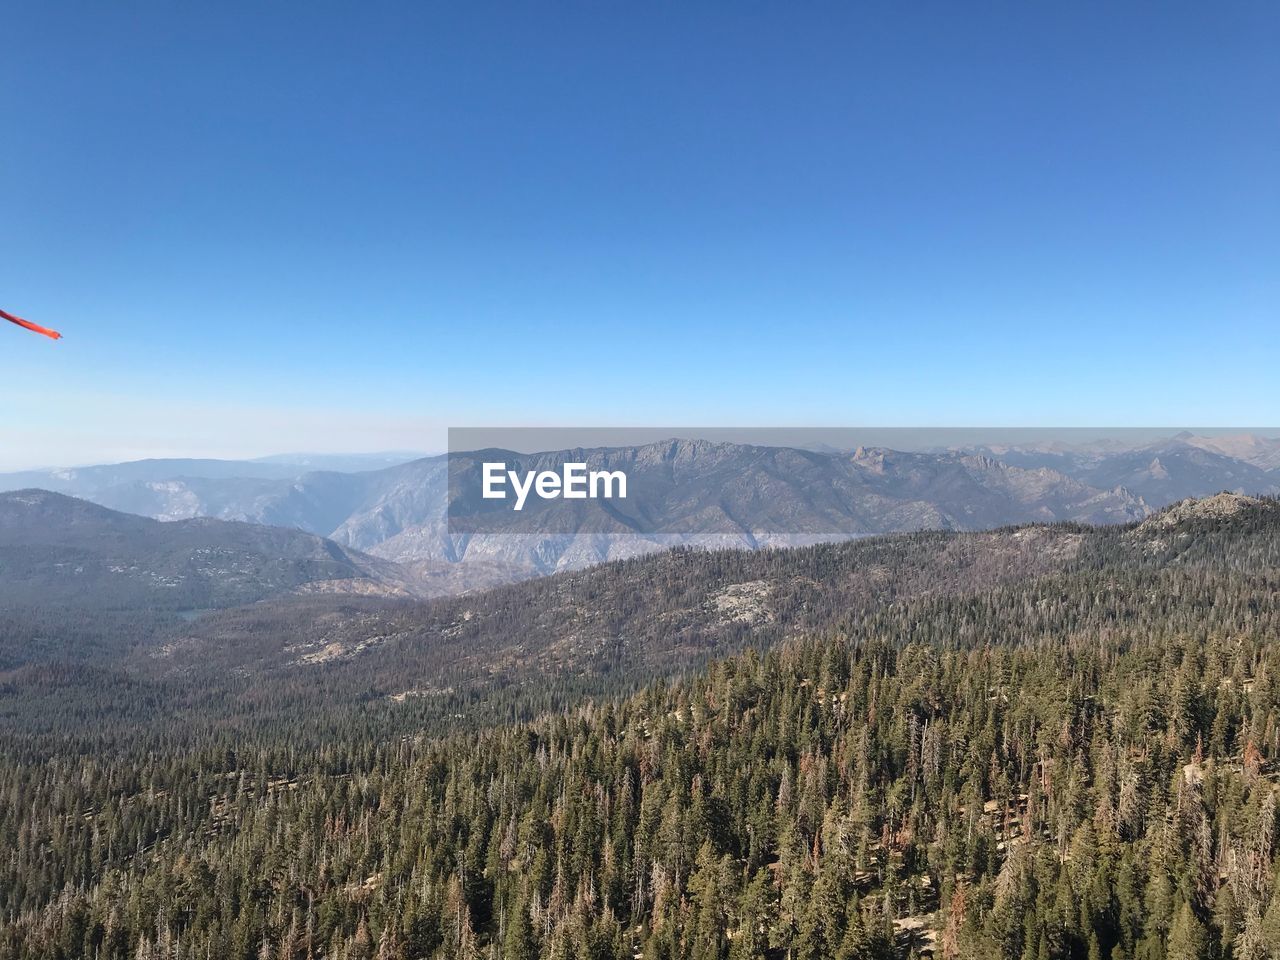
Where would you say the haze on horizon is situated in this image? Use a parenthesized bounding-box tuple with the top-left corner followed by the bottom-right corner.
(4, 428, 1280, 476)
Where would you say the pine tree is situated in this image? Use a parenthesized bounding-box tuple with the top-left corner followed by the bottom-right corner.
(1166, 902, 1209, 960)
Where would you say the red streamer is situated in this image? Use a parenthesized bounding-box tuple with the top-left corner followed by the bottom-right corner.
(1, 307, 62, 341)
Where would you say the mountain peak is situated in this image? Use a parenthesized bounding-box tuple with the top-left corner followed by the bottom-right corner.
(1137, 492, 1267, 534)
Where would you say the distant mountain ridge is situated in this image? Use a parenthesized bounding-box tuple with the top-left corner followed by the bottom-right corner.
(1171, 432, 1280, 471)
(970, 432, 1279, 504)
(973, 430, 1280, 471)
(1, 433, 1276, 588)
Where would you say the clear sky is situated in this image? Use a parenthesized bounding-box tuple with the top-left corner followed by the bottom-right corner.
(1, 2, 1276, 469)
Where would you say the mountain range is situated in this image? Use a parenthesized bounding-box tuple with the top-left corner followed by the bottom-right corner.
(1, 432, 1277, 591)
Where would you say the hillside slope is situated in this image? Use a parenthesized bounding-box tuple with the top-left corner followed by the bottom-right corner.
(3, 496, 1280, 959)
(33, 493, 1258, 741)
(0, 490, 414, 665)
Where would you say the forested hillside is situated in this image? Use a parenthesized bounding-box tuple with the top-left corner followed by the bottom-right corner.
(4, 620, 1280, 958)
(2, 496, 1279, 958)
(0, 490, 415, 668)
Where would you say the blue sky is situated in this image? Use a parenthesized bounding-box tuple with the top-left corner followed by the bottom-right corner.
(1, 2, 1276, 468)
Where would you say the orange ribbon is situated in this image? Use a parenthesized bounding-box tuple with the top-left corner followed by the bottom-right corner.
(1, 307, 62, 340)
